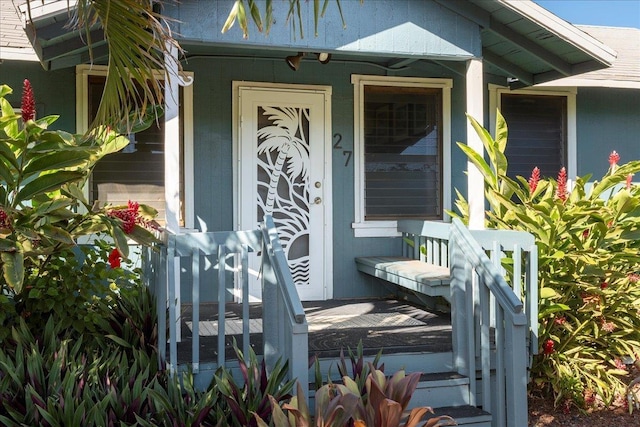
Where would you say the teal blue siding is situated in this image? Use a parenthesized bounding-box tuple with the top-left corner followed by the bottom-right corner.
(576, 88, 640, 177)
(170, 0, 480, 60)
(0, 61, 75, 131)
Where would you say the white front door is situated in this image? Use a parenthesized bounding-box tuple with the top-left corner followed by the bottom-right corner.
(235, 83, 332, 301)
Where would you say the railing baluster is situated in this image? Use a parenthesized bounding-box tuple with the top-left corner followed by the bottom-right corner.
(528, 246, 539, 356)
(466, 266, 476, 406)
(512, 244, 522, 300)
(167, 240, 178, 376)
(192, 247, 200, 373)
(157, 246, 167, 367)
(494, 306, 506, 427)
(241, 245, 250, 357)
(217, 245, 226, 368)
(480, 281, 491, 412)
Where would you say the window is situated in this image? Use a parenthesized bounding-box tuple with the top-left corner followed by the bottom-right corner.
(501, 94, 567, 179)
(490, 86, 576, 182)
(76, 65, 194, 229)
(352, 75, 452, 237)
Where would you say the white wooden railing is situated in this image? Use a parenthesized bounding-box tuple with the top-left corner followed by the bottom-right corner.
(142, 215, 308, 392)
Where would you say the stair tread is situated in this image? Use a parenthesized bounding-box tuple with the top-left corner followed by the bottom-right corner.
(419, 371, 466, 382)
(424, 405, 491, 422)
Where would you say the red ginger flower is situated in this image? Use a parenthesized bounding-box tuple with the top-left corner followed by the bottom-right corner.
(609, 150, 620, 167)
(108, 249, 122, 268)
(108, 200, 141, 234)
(543, 339, 555, 355)
(627, 174, 633, 190)
(528, 167, 540, 194)
(556, 167, 567, 202)
(21, 79, 35, 122)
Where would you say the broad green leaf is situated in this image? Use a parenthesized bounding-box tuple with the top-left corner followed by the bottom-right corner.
(0, 84, 12, 98)
(540, 287, 559, 299)
(15, 171, 85, 204)
(110, 222, 130, 258)
(32, 197, 74, 215)
(494, 109, 508, 153)
(29, 131, 77, 151)
(456, 142, 496, 188)
(0, 98, 18, 139)
(538, 303, 569, 318)
(1, 251, 24, 293)
(0, 158, 15, 187)
(38, 224, 75, 245)
(34, 115, 59, 128)
(23, 150, 92, 177)
(0, 139, 19, 169)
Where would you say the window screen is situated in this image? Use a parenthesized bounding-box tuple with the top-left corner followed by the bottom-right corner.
(500, 94, 567, 180)
(363, 86, 442, 219)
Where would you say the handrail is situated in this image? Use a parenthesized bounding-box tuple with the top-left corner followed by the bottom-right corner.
(260, 215, 309, 396)
(449, 218, 528, 427)
(451, 220, 525, 321)
(261, 215, 306, 324)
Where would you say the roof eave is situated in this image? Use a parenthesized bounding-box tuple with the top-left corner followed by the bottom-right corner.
(495, 0, 617, 67)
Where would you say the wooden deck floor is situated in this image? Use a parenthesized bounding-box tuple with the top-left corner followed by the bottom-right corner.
(174, 298, 452, 364)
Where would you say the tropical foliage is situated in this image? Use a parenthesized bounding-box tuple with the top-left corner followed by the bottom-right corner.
(0, 81, 158, 294)
(451, 110, 640, 409)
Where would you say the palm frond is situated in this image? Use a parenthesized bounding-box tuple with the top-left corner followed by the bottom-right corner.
(69, 0, 181, 132)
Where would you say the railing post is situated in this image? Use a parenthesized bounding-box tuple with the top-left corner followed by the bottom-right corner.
(261, 236, 280, 371)
(449, 231, 470, 377)
(505, 322, 528, 426)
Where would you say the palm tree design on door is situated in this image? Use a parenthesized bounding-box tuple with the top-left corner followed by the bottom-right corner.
(256, 106, 310, 286)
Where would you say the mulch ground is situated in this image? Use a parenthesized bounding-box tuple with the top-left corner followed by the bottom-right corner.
(528, 395, 640, 426)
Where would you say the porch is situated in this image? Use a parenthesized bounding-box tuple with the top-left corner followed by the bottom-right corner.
(174, 298, 452, 364)
(142, 216, 538, 427)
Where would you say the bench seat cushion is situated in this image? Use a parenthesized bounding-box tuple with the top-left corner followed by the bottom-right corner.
(355, 256, 451, 297)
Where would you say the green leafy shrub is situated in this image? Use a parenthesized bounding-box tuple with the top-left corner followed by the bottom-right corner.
(0, 81, 159, 299)
(451, 111, 640, 408)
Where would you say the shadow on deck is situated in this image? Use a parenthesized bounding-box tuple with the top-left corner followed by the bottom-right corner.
(174, 298, 452, 365)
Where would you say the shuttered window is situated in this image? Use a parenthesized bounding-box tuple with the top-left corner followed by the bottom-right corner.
(500, 94, 567, 180)
(87, 76, 184, 225)
(363, 86, 442, 219)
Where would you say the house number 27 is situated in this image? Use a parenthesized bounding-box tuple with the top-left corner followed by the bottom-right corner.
(333, 133, 352, 167)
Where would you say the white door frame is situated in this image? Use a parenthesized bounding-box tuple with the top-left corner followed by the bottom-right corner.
(232, 81, 333, 301)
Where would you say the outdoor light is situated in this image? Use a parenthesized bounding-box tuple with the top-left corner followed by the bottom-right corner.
(285, 52, 304, 71)
(316, 52, 331, 64)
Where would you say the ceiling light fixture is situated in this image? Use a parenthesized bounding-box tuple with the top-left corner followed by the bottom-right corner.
(316, 52, 331, 64)
(285, 52, 304, 71)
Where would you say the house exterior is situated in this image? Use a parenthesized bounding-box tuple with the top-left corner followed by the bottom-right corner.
(2, 0, 637, 304)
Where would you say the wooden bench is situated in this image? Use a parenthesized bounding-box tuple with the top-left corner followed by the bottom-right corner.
(355, 256, 451, 298)
(355, 220, 453, 303)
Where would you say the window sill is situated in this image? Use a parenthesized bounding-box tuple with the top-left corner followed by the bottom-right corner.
(352, 221, 401, 238)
